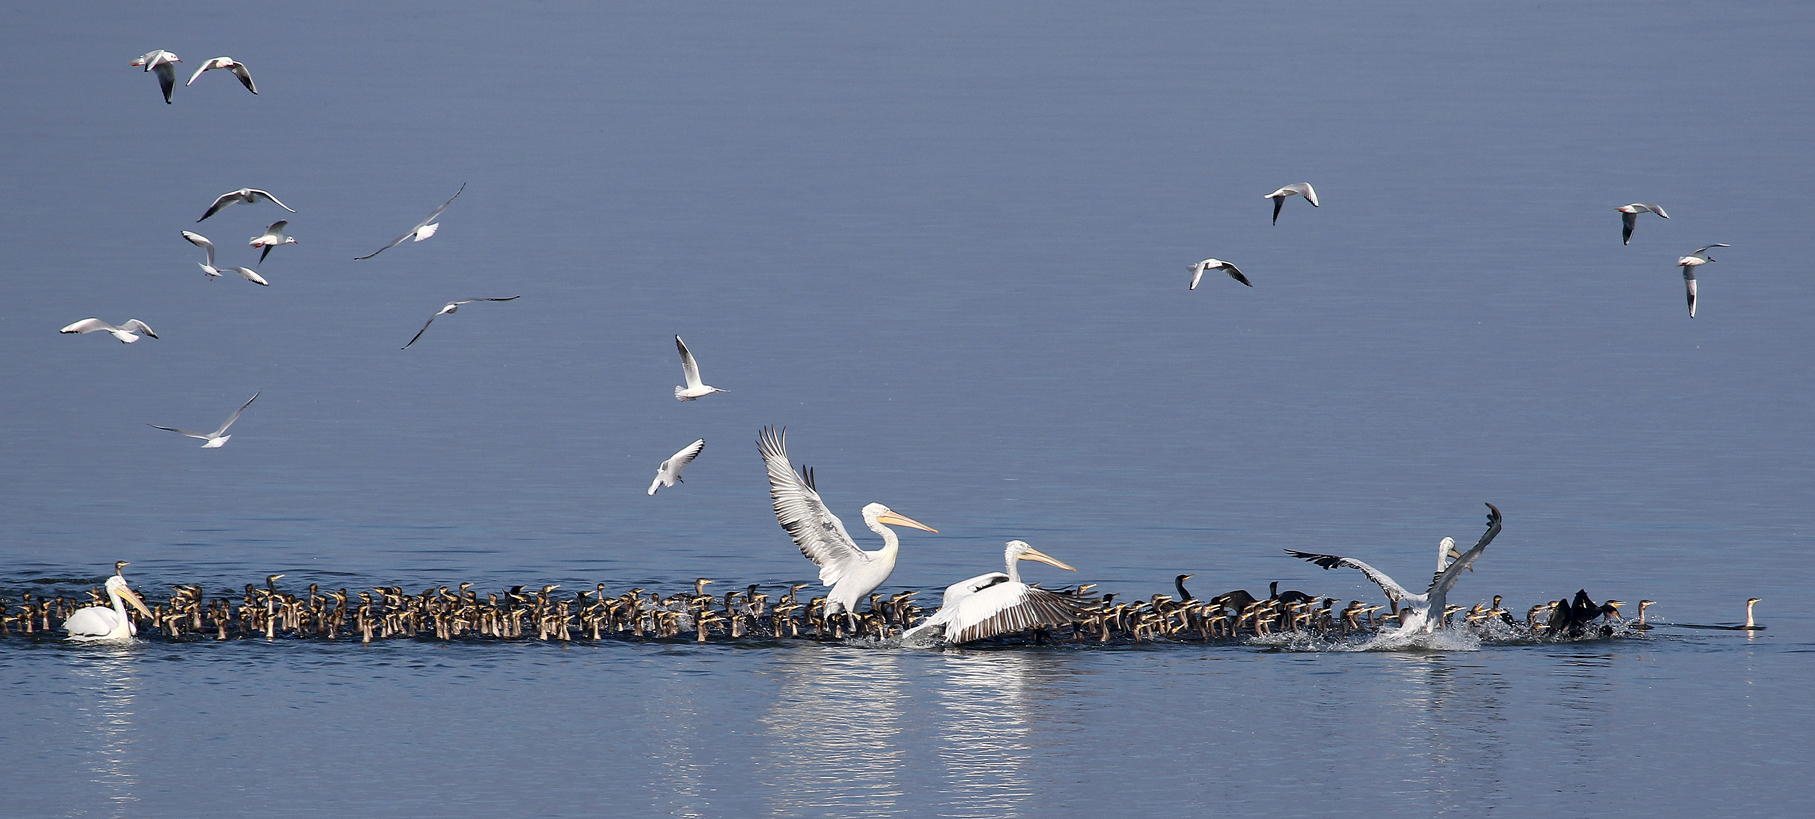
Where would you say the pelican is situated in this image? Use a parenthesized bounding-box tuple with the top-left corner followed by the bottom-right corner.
(249, 221, 298, 264)
(673, 336, 724, 400)
(355, 183, 465, 260)
(186, 56, 257, 94)
(63, 567, 153, 641)
(758, 426, 936, 616)
(1617, 203, 1668, 245)
(1263, 182, 1319, 224)
(902, 540, 1083, 646)
(402, 296, 521, 349)
(150, 391, 259, 448)
(60, 318, 158, 344)
(1189, 258, 1252, 290)
(1285, 502, 1502, 634)
(1677, 244, 1730, 318)
(131, 50, 180, 104)
(648, 439, 705, 495)
(198, 188, 296, 222)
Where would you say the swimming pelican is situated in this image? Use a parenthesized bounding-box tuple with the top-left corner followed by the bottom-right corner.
(63, 570, 154, 641)
(757, 426, 937, 616)
(402, 296, 521, 349)
(150, 391, 259, 448)
(249, 221, 298, 265)
(1189, 258, 1252, 290)
(131, 50, 180, 104)
(198, 188, 296, 222)
(1284, 502, 1502, 634)
(673, 336, 725, 400)
(355, 183, 465, 260)
(1677, 244, 1729, 318)
(60, 318, 158, 344)
(902, 540, 1083, 646)
(648, 439, 705, 495)
(186, 56, 257, 94)
(1263, 182, 1319, 224)
(1617, 203, 1668, 245)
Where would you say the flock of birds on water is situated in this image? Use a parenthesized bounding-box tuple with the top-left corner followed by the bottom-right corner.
(24, 50, 1768, 649)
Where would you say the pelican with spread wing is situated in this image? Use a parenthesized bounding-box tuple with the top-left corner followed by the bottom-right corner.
(758, 426, 937, 616)
(1285, 503, 1502, 634)
(903, 540, 1085, 647)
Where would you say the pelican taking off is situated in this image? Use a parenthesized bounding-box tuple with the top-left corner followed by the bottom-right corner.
(60, 318, 158, 344)
(1189, 258, 1252, 290)
(1285, 502, 1502, 634)
(902, 540, 1084, 646)
(673, 336, 724, 400)
(1263, 182, 1319, 224)
(648, 439, 705, 495)
(150, 392, 259, 448)
(758, 426, 937, 616)
(1617, 203, 1668, 245)
(355, 183, 466, 260)
(1678, 244, 1730, 318)
(63, 568, 154, 641)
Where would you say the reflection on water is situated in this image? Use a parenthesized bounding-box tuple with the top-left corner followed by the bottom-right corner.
(1381, 653, 1513, 815)
(932, 652, 1041, 819)
(760, 648, 908, 818)
(70, 644, 141, 813)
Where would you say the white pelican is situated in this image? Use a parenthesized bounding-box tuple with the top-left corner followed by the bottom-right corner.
(131, 50, 180, 104)
(1677, 243, 1729, 318)
(355, 183, 465, 260)
(673, 335, 725, 400)
(402, 296, 520, 349)
(63, 566, 153, 641)
(648, 439, 705, 495)
(186, 56, 257, 94)
(198, 188, 296, 222)
(758, 426, 937, 616)
(1617, 203, 1668, 245)
(250, 221, 298, 264)
(902, 540, 1084, 647)
(60, 318, 158, 344)
(150, 391, 259, 448)
(1189, 258, 1252, 290)
(1263, 182, 1319, 224)
(181, 230, 225, 280)
(1285, 502, 1502, 634)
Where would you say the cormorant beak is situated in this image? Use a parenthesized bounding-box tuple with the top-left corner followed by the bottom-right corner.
(1018, 547, 1077, 572)
(119, 586, 154, 618)
(876, 511, 937, 533)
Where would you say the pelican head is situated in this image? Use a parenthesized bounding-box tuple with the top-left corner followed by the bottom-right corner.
(104, 575, 154, 618)
(862, 503, 937, 533)
(1005, 539, 1076, 572)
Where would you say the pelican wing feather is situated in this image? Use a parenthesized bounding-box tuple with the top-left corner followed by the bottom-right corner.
(758, 426, 864, 586)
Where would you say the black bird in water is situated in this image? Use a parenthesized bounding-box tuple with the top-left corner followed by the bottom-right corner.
(1174, 574, 1195, 602)
(1269, 580, 1314, 606)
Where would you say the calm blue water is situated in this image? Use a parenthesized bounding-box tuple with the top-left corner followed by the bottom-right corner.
(3, 2, 1812, 816)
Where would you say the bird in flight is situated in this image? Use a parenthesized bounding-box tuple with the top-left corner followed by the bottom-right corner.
(198, 188, 296, 222)
(1263, 182, 1319, 224)
(1677, 244, 1730, 318)
(648, 439, 706, 495)
(1616, 203, 1668, 245)
(60, 318, 159, 344)
(402, 297, 521, 349)
(150, 392, 260, 448)
(131, 50, 181, 104)
(355, 183, 466, 260)
(1189, 258, 1252, 289)
(186, 56, 258, 94)
(673, 336, 725, 400)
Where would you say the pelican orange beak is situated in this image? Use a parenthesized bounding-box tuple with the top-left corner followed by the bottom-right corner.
(119, 586, 153, 618)
(876, 511, 937, 533)
(1018, 547, 1076, 572)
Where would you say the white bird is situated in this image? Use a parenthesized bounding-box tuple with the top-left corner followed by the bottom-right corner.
(648, 439, 706, 495)
(673, 335, 725, 400)
(180, 230, 227, 280)
(1284, 503, 1502, 634)
(1189, 258, 1252, 290)
(1263, 182, 1319, 224)
(758, 426, 938, 616)
(131, 50, 181, 104)
(354, 183, 465, 260)
(150, 392, 259, 448)
(249, 221, 297, 265)
(60, 318, 158, 344)
(902, 540, 1084, 647)
(1677, 244, 1730, 318)
(1617, 203, 1668, 245)
(402, 296, 521, 349)
(185, 56, 257, 94)
(198, 188, 296, 222)
(63, 570, 155, 642)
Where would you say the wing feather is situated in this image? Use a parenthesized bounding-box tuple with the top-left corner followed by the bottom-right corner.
(944, 584, 1085, 645)
(758, 426, 864, 586)
(676, 336, 702, 388)
(1285, 549, 1415, 601)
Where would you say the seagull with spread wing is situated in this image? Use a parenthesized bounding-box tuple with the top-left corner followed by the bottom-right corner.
(1263, 182, 1319, 224)
(648, 439, 705, 495)
(1678, 244, 1730, 318)
(186, 56, 258, 94)
(355, 183, 465, 260)
(198, 188, 295, 222)
(150, 392, 260, 449)
(402, 296, 520, 349)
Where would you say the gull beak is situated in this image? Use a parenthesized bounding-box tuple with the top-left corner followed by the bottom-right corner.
(875, 511, 937, 533)
(1018, 547, 1077, 572)
(119, 586, 154, 618)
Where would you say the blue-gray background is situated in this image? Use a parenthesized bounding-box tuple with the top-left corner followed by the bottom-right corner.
(2, 3, 1809, 817)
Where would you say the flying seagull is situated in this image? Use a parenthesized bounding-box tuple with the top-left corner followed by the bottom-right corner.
(186, 56, 257, 94)
(648, 439, 706, 495)
(150, 392, 260, 448)
(180, 230, 223, 280)
(198, 188, 295, 222)
(1617, 203, 1668, 245)
(1189, 258, 1252, 289)
(249, 221, 297, 265)
(673, 335, 725, 400)
(131, 50, 181, 104)
(355, 183, 466, 260)
(402, 296, 521, 349)
(1678, 244, 1730, 318)
(1263, 182, 1319, 224)
(60, 318, 159, 344)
